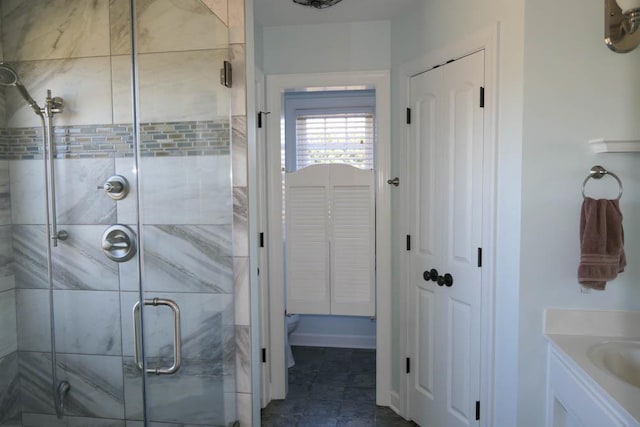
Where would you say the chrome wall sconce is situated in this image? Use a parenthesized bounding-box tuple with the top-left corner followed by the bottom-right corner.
(605, 0, 640, 52)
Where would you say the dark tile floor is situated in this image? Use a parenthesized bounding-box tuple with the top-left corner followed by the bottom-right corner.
(261, 346, 418, 427)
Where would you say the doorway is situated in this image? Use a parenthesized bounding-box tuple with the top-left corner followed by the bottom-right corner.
(261, 71, 392, 410)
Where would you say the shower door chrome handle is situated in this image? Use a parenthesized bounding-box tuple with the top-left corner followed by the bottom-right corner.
(133, 298, 182, 375)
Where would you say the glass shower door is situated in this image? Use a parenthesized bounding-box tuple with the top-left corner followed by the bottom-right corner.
(123, 0, 236, 425)
(0, 1, 234, 426)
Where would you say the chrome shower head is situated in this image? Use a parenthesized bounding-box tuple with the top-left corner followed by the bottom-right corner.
(0, 64, 19, 86)
(0, 63, 42, 115)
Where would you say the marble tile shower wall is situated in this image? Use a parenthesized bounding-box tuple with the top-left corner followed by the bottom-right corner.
(0, 162, 20, 427)
(0, 7, 19, 425)
(0, 121, 230, 160)
(0, 0, 248, 426)
(2, 0, 230, 128)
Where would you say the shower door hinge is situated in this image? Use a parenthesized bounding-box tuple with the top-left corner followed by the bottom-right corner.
(220, 60, 232, 88)
(479, 87, 485, 108)
(406, 357, 411, 374)
(477, 248, 482, 268)
(259, 232, 265, 248)
(476, 401, 481, 420)
(262, 348, 267, 363)
(406, 235, 411, 251)
(406, 108, 411, 124)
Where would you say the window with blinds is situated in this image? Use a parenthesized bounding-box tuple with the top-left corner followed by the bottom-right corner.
(295, 112, 374, 170)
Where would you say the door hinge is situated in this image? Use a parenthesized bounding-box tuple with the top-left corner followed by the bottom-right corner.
(406, 108, 411, 124)
(220, 60, 232, 88)
(406, 235, 411, 251)
(477, 248, 482, 268)
(479, 87, 485, 108)
(257, 111, 271, 129)
(406, 357, 411, 374)
(476, 401, 480, 420)
(262, 348, 267, 363)
(259, 232, 265, 248)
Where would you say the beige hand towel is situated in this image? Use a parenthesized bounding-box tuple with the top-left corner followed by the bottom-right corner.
(578, 197, 626, 290)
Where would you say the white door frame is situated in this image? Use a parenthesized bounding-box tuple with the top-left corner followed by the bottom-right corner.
(254, 66, 271, 409)
(397, 25, 499, 425)
(264, 70, 392, 405)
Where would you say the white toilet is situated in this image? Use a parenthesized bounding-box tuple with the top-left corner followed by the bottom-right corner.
(285, 314, 300, 368)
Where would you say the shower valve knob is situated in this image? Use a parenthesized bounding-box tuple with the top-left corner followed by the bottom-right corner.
(98, 182, 123, 193)
(102, 225, 137, 262)
(98, 175, 129, 200)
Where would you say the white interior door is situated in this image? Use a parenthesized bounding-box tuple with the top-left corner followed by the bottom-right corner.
(408, 50, 485, 427)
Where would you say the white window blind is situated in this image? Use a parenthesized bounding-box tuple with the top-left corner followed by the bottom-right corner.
(295, 112, 374, 170)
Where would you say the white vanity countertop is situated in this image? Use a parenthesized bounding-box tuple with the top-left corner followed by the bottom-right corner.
(546, 333, 640, 423)
(545, 309, 640, 424)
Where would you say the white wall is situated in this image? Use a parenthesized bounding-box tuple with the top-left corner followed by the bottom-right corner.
(518, 1, 640, 426)
(390, 2, 525, 425)
(290, 315, 376, 348)
(262, 20, 390, 73)
(254, 20, 264, 70)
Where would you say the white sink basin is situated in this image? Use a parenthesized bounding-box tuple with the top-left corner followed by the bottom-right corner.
(588, 340, 640, 388)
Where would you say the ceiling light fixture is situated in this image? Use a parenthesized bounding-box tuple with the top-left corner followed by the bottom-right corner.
(293, 0, 343, 9)
(605, 0, 640, 52)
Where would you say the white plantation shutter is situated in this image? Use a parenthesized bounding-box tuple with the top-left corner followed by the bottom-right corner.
(285, 167, 331, 314)
(330, 166, 375, 316)
(285, 164, 375, 316)
(295, 112, 374, 170)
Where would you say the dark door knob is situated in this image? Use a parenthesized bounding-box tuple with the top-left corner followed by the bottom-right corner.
(423, 269, 439, 282)
(436, 273, 454, 287)
(443, 273, 453, 287)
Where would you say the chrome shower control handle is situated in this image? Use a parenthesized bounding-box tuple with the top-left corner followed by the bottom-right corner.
(98, 175, 129, 200)
(98, 182, 123, 193)
(102, 225, 136, 262)
(101, 235, 129, 251)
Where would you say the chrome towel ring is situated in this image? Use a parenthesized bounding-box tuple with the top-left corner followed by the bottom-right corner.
(581, 165, 623, 200)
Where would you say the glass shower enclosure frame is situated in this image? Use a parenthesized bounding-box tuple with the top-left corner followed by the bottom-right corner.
(0, 1, 237, 426)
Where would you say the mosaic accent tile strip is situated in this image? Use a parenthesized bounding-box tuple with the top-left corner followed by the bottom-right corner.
(0, 120, 230, 160)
